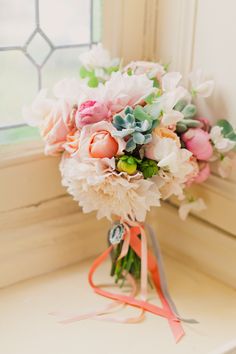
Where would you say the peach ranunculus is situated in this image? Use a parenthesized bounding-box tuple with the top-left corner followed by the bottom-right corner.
(75, 100, 110, 128)
(78, 121, 126, 160)
(89, 130, 119, 158)
(181, 128, 213, 161)
(154, 127, 181, 147)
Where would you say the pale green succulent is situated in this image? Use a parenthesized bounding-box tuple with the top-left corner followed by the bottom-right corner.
(174, 99, 201, 133)
(113, 105, 160, 152)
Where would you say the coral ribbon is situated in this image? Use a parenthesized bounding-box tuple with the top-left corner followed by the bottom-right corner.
(53, 222, 185, 342)
(88, 223, 184, 342)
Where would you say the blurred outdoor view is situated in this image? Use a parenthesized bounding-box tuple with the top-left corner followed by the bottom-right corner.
(0, 0, 102, 134)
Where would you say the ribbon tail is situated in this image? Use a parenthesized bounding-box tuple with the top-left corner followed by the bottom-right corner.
(129, 225, 185, 343)
(146, 223, 198, 325)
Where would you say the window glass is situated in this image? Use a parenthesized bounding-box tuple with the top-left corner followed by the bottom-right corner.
(0, 0, 103, 130)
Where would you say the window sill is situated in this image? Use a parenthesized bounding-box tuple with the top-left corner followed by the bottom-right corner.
(0, 255, 235, 354)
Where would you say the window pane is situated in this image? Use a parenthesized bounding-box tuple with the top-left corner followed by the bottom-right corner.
(42, 47, 89, 89)
(0, 51, 37, 127)
(40, 0, 90, 45)
(93, 0, 103, 43)
(0, 0, 103, 131)
(0, 0, 35, 46)
(26, 32, 52, 66)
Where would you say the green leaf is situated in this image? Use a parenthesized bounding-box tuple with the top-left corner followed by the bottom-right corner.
(217, 119, 236, 140)
(145, 92, 156, 104)
(126, 113, 135, 125)
(184, 119, 201, 128)
(105, 66, 119, 75)
(163, 62, 170, 72)
(127, 157, 136, 165)
(134, 105, 151, 121)
(150, 119, 159, 131)
(80, 66, 91, 79)
(125, 138, 136, 152)
(127, 68, 133, 76)
(88, 76, 99, 87)
(144, 134, 152, 144)
(182, 104, 197, 119)
(132, 132, 145, 145)
(144, 102, 161, 119)
(113, 115, 126, 128)
(139, 159, 158, 179)
(124, 106, 133, 115)
(152, 77, 160, 88)
(176, 122, 187, 133)
(174, 99, 188, 112)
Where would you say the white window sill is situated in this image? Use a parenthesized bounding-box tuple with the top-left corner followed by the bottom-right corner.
(0, 255, 235, 354)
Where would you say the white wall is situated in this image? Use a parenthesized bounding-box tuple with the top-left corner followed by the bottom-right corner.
(156, 0, 236, 182)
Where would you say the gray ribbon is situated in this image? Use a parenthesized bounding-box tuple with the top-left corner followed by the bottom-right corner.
(145, 223, 198, 324)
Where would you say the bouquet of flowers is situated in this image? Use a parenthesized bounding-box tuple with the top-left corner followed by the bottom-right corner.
(23, 44, 236, 342)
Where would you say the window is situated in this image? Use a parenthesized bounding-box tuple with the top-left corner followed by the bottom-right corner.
(0, 0, 102, 134)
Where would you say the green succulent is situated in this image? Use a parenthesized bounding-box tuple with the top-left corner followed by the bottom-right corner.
(139, 159, 159, 179)
(113, 105, 160, 152)
(174, 99, 201, 133)
(116, 155, 141, 175)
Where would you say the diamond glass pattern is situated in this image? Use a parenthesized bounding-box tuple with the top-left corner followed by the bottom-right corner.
(0, 0, 103, 127)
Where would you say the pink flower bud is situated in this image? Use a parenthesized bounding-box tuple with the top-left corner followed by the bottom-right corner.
(76, 100, 110, 128)
(182, 128, 213, 161)
(89, 130, 119, 158)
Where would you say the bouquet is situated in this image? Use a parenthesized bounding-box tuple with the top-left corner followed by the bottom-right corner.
(23, 44, 236, 342)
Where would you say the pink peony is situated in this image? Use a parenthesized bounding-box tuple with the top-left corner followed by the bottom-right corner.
(76, 100, 110, 128)
(182, 128, 213, 161)
(194, 162, 210, 183)
(89, 130, 119, 158)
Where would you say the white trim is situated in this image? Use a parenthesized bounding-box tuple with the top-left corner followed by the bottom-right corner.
(155, 0, 197, 80)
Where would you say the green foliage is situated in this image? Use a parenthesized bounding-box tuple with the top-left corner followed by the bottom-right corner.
(217, 119, 236, 141)
(174, 99, 197, 119)
(87, 76, 99, 88)
(139, 159, 159, 179)
(152, 77, 160, 88)
(176, 119, 201, 133)
(79, 66, 99, 87)
(174, 99, 200, 133)
(181, 104, 197, 119)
